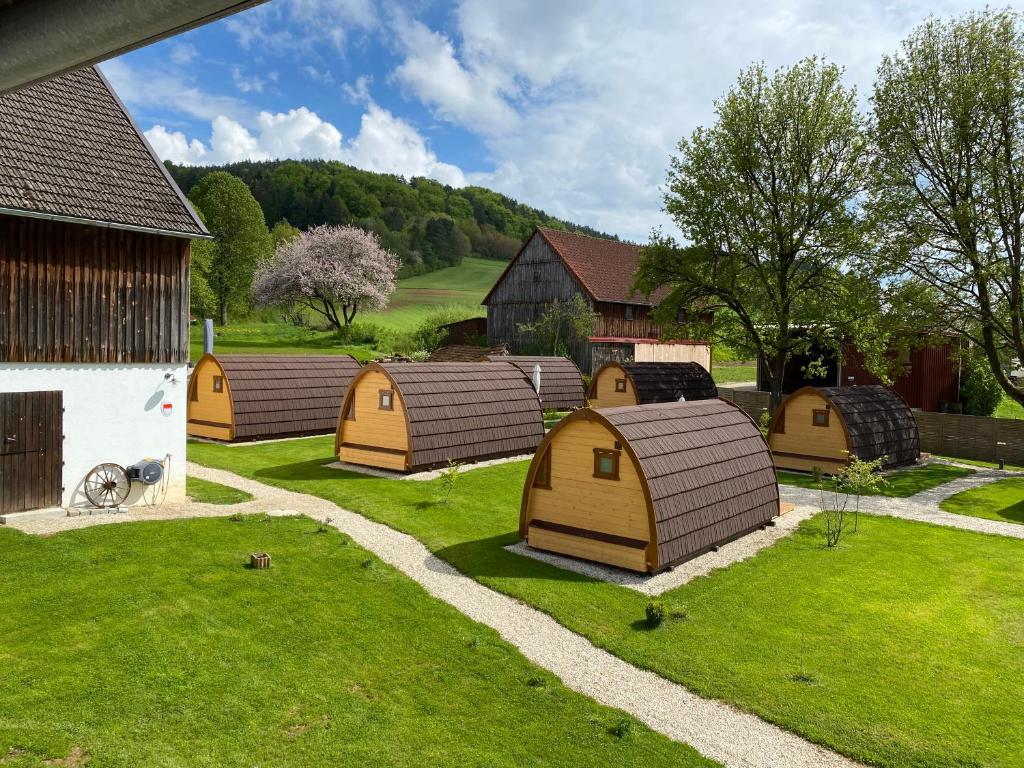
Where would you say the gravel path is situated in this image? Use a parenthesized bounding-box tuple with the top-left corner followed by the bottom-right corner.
(506, 504, 820, 595)
(8, 462, 861, 768)
(779, 468, 1024, 540)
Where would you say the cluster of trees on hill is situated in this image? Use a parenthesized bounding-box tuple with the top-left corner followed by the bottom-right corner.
(637, 8, 1024, 413)
(168, 160, 610, 278)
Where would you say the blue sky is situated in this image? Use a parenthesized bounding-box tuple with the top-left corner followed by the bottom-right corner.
(103, 0, 986, 242)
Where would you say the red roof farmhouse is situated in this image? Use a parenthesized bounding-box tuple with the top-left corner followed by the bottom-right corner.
(483, 228, 710, 374)
(0, 67, 207, 514)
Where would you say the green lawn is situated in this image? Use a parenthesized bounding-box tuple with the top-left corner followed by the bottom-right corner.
(995, 393, 1024, 420)
(776, 464, 973, 497)
(711, 365, 757, 385)
(186, 475, 254, 505)
(941, 477, 1024, 525)
(189, 436, 1024, 768)
(0, 517, 713, 768)
(189, 257, 502, 360)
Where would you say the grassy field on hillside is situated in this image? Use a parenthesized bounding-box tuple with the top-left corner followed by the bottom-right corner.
(190, 436, 1024, 768)
(0, 517, 712, 768)
(190, 257, 503, 360)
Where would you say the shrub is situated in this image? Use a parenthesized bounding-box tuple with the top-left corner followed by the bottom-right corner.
(608, 719, 633, 739)
(439, 460, 461, 505)
(411, 307, 484, 354)
(961, 356, 1004, 416)
(645, 600, 666, 628)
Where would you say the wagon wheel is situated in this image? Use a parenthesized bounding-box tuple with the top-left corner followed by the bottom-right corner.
(84, 463, 131, 508)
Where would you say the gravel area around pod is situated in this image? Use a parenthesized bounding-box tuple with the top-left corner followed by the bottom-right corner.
(8, 461, 863, 768)
(507, 504, 819, 595)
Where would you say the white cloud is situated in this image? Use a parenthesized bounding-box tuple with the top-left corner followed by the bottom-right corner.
(391, 15, 518, 136)
(169, 42, 197, 66)
(386, 0, 988, 240)
(144, 104, 465, 188)
(225, 0, 377, 53)
(231, 67, 266, 93)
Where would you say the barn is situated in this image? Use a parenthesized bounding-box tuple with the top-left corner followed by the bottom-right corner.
(484, 355, 586, 411)
(588, 362, 718, 409)
(188, 354, 361, 442)
(0, 67, 208, 513)
(519, 401, 780, 573)
(483, 227, 711, 374)
(767, 385, 920, 473)
(335, 362, 545, 472)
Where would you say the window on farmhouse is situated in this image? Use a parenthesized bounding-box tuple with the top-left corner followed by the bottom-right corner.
(624, 305, 634, 321)
(379, 389, 394, 411)
(614, 378, 627, 393)
(212, 376, 223, 393)
(812, 408, 830, 427)
(593, 448, 620, 480)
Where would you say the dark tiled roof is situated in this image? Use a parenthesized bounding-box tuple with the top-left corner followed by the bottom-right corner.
(217, 354, 361, 440)
(0, 66, 206, 237)
(380, 362, 544, 470)
(603, 400, 778, 567)
(595, 362, 718, 404)
(818, 385, 920, 468)
(427, 344, 506, 362)
(486, 355, 586, 411)
(537, 228, 671, 305)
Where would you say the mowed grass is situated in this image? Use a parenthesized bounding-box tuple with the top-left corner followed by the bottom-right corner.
(776, 463, 973, 497)
(186, 475, 253, 505)
(710, 365, 757, 385)
(189, 436, 1024, 768)
(188, 257, 502, 359)
(941, 477, 1024, 525)
(0, 517, 714, 768)
(995, 394, 1024, 420)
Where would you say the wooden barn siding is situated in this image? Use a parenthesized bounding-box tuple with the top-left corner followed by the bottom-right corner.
(486, 235, 593, 371)
(593, 301, 661, 340)
(0, 215, 190, 364)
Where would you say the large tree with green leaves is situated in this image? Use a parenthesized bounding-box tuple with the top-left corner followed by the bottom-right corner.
(636, 58, 879, 410)
(871, 9, 1024, 407)
(188, 171, 272, 325)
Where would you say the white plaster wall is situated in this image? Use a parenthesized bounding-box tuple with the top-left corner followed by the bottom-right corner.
(0, 363, 187, 507)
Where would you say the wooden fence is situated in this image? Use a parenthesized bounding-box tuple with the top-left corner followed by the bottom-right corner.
(718, 386, 1024, 465)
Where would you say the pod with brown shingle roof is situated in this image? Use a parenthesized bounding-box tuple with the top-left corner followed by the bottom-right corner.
(767, 385, 920, 474)
(484, 355, 586, 412)
(187, 354, 362, 442)
(335, 362, 545, 472)
(519, 400, 780, 573)
(588, 361, 718, 409)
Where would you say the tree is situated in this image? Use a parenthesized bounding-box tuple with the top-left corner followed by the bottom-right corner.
(270, 219, 301, 249)
(252, 224, 399, 330)
(635, 58, 877, 411)
(961, 355, 1004, 416)
(517, 295, 598, 357)
(871, 9, 1024, 408)
(188, 171, 272, 325)
(186, 202, 217, 319)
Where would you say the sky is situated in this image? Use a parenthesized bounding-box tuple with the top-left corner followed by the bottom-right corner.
(103, 0, 987, 242)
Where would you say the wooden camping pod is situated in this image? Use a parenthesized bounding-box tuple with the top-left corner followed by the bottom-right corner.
(767, 385, 920, 473)
(587, 361, 718, 409)
(519, 400, 780, 573)
(187, 354, 361, 442)
(335, 362, 545, 472)
(484, 355, 586, 411)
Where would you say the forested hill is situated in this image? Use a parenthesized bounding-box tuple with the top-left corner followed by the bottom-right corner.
(167, 159, 612, 277)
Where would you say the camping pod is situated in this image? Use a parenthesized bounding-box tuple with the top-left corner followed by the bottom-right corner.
(336, 362, 544, 472)
(519, 400, 780, 573)
(588, 361, 718, 409)
(484, 355, 586, 411)
(767, 385, 920, 473)
(187, 354, 361, 442)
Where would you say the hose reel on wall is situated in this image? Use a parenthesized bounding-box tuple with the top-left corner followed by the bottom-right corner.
(83, 457, 166, 508)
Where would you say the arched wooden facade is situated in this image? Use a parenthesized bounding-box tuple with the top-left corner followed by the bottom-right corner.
(587, 361, 718, 410)
(484, 355, 586, 411)
(767, 385, 920, 473)
(519, 400, 779, 573)
(335, 362, 545, 472)
(187, 354, 361, 442)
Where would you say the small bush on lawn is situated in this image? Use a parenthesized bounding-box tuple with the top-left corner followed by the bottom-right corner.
(609, 719, 633, 739)
(645, 601, 666, 628)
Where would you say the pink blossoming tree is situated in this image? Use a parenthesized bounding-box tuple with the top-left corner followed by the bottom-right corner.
(253, 224, 399, 329)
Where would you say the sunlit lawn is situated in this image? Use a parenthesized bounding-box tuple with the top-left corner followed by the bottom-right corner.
(776, 464, 973, 497)
(186, 475, 253, 505)
(0, 516, 712, 768)
(941, 477, 1024, 525)
(189, 436, 1024, 768)
(711, 365, 757, 385)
